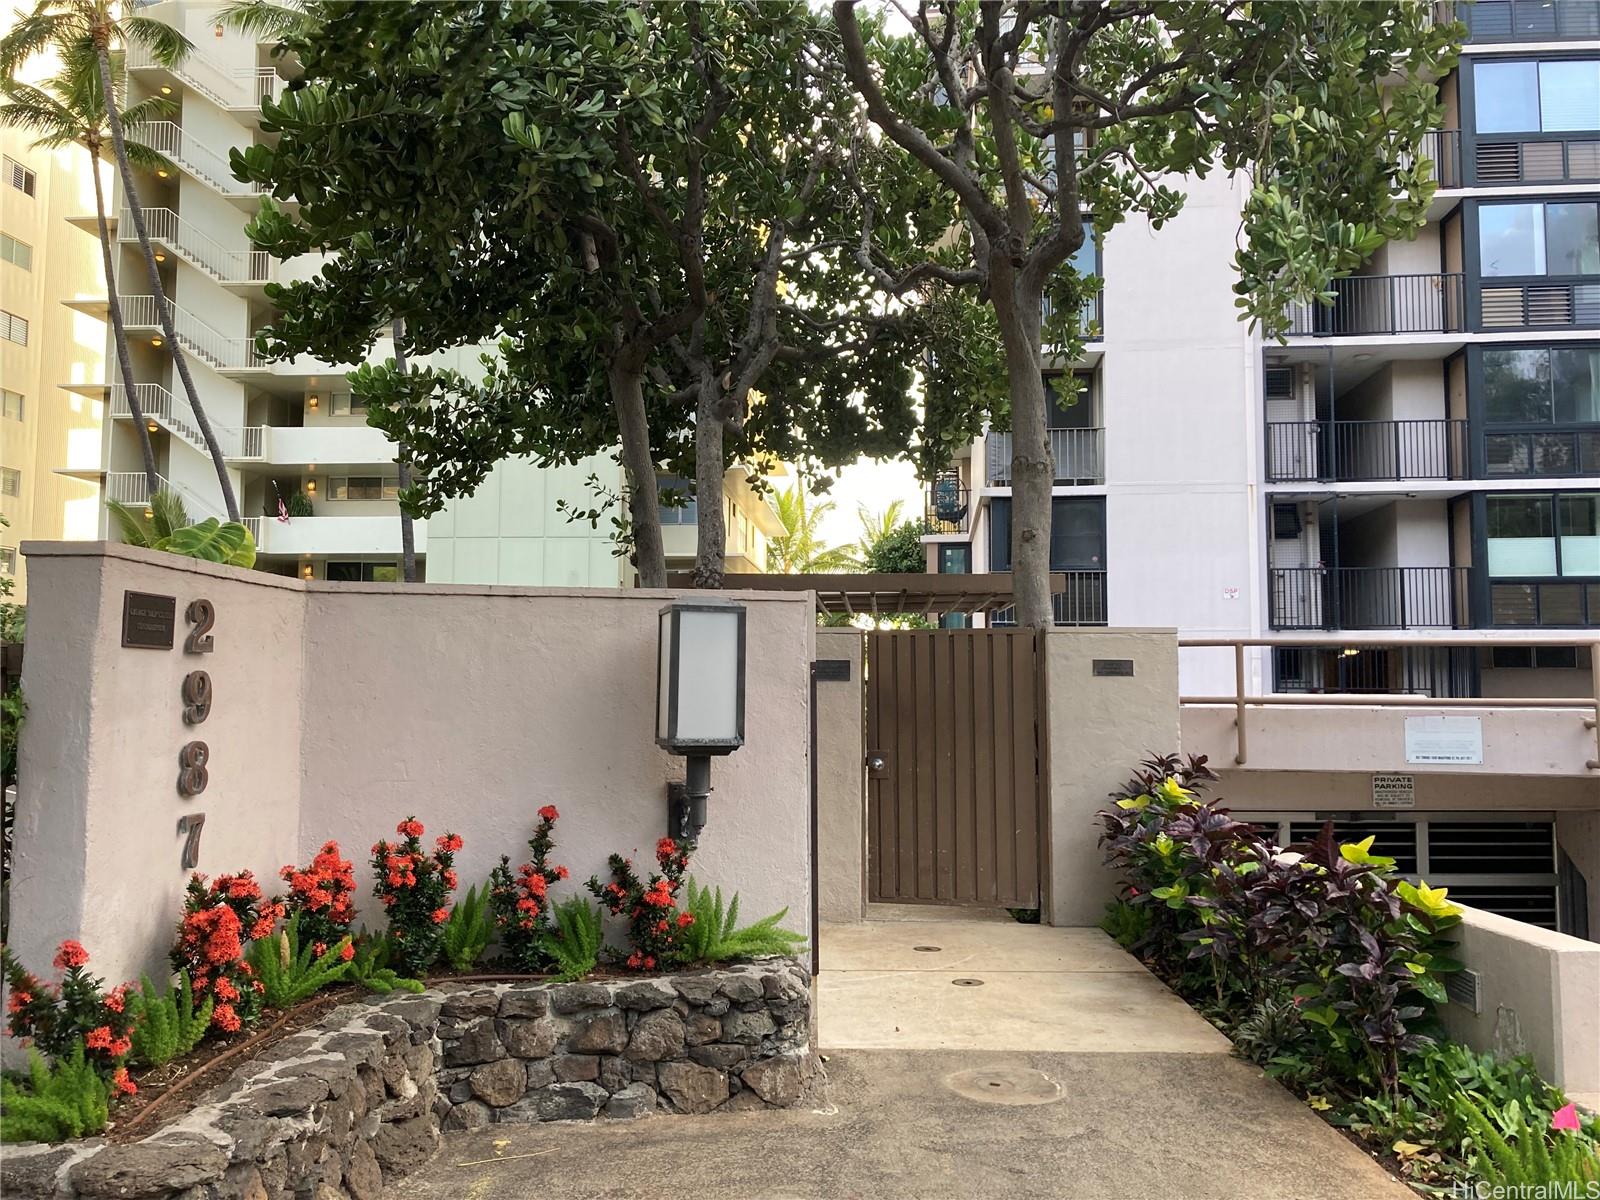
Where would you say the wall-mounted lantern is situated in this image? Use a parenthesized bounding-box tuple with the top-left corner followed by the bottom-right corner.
(307, 393, 320, 411)
(305, 478, 316, 496)
(656, 601, 746, 841)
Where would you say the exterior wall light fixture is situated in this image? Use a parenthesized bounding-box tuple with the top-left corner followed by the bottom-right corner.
(305, 478, 316, 496)
(656, 601, 746, 841)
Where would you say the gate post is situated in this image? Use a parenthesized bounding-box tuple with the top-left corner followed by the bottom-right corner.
(1042, 628, 1180, 926)
(814, 629, 866, 923)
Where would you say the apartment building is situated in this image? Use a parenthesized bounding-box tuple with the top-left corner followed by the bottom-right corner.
(0, 24, 107, 605)
(925, 0, 1600, 937)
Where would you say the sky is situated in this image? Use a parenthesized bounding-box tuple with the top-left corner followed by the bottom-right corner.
(808, 456, 924, 551)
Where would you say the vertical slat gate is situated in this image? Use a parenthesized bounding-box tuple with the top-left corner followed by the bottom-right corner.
(865, 629, 1043, 908)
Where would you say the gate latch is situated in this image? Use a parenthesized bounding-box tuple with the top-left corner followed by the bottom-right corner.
(866, 751, 889, 777)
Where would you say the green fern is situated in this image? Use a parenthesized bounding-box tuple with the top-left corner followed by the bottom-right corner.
(0, 1042, 110, 1143)
(536, 896, 603, 981)
(440, 884, 494, 972)
(1456, 1095, 1600, 1187)
(127, 971, 213, 1067)
(678, 878, 807, 964)
(244, 913, 352, 1008)
(348, 933, 425, 995)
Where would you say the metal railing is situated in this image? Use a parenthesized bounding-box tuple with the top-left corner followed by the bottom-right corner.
(1264, 419, 1467, 482)
(119, 295, 265, 372)
(1271, 643, 1480, 698)
(121, 207, 269, 283)
(1409, 129, 1462, 190)
(1474, 136, 1600, 187)
(925, 472, 968, 534)
(990, 571, 1107, 627)
(1287, 273, 1466, 336)
(130, 121, 265, 198)
(237, 427, 266, 460)
(1268, 566, 1471, 631)
(986, 428, 1105, 485)
(1440, 0, 1600, 40)
(1480, 280, 1600, 331)
(1180, 634, 1600, 770)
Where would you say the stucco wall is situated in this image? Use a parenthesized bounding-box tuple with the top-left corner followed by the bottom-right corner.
(813, 630, 865, 923)
(1044, 628, 1180, 926)
(11, 543, 814, 987)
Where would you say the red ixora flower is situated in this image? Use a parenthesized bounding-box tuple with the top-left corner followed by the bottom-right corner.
(397, 818, 425, 840)
(435, 833, 463, 854)
(111, 1066, 137, 1096)
(213, 1002, 241, 1033)
(84, 1025, 114, 1051)
(431, 907, 450, 925)
(53, 940, 90, 971)
(538, 805, 559, 822)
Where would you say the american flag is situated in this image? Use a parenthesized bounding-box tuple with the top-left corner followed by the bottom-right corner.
(272, 481, 290, 523)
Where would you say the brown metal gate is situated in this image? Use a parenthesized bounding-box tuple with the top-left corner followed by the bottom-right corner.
(865, 629, 1045, 908)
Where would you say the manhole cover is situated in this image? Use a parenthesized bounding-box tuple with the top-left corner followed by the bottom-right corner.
(951, 977, 984, 987)
(946, 1067, 1063, 1106)
(912, 945, 942, 953)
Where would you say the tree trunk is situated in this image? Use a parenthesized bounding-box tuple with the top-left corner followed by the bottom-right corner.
(994, 265, 1054, 630)
(391, 319, 417, 583)
(607, 361, 667, 588)
(90, 147, 158, 496)
(96, 48, 241, 522)
(690, 380, 726, 590)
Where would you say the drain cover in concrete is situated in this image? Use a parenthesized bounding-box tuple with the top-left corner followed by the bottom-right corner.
(945, 1067, 1063, 1106)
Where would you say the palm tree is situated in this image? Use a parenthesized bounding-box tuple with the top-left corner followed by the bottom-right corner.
(852, 499, 906, 566)
(390, 319, 417, 583)
(0, 53, 167, 496)
(767, 483, 856, 574)
(2, 1, 241, 521)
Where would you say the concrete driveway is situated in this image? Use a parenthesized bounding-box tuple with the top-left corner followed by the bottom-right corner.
(387, 917, 1413, 1200)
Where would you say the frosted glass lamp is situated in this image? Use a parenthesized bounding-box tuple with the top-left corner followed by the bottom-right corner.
(656, 602, 746, 839)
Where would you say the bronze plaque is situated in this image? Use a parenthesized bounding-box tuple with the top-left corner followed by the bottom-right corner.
(122, 591, 176, 649)
(1092, 658, 1135, 677)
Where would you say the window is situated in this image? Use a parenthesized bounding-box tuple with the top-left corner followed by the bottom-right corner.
(1491, 645, 1581, 669)
(329, 391, 368, 416)
(4, 156, 34, 197)
(938, 544, 970, 573)
(1474, 59, 1600, 133)
(1560, 493, 1600, 574)
(1272, 503, 1303, 539)
(1044, 373, 1096, 429)
(0, 310, 28, 346)
(0, 467, 20, 497)
(1483, 345, 1600, 422)
(0, 546, 14, 575)
(988, 497, 1105, 572)
(1487, 492, 1600, 577)
(1, 390, 21, 421)
(325, 561, 400, 582)
(327, 476, 398, 500)
(1479, 201, 1600, 276)
(656, 474, 697, 524)
(0, 233, 31, 271)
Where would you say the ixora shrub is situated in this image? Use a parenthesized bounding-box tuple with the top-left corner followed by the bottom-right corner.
(370, 817, 462, 977)
(278, 840, 358, 957)
(488, 805, 569, 972)
(587, 837, 695, 970)
(3, 941, 136, 1085)
(171, 871, 283, 1033)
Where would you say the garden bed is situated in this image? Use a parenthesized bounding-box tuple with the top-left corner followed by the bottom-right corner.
(0, 959, 818, 1200)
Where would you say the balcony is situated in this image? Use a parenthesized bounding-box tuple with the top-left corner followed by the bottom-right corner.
(1474, 136, 1600, 188)
(1286, 273, 1465, 337)
(925, 471, 968, 534)
(1265, 419, 1467, 482)
(233, 425, 398, 467)
(129, 121, 266, 201)
(985, 428, 1105, 486)
(121, 207, 268, 284)
(1411, 129, 1463, 190)
(254, 514, 423, 558)
(126, 43, 287, 116)
(990, 571, 1107, 627)
(1479, 279, 1600, 331)
(1268, 566, 1470, 630)
(120, 295, 265, 373)
(1441, 0, 1600, 41)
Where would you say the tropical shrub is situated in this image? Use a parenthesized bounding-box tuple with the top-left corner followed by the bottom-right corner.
(244, 912, 353, 1009)
(2, 941, 135, 1073)
(586, 837, 694, 971)
(537, 896, 604, 982)
(488, 805, 568, 972)
(106, 493, 256, 567)
(440, 884, 494, 972)
(369, 818, 462, 977)
(0, 1042, 112, 1143)
(126, 971, 212, 1068)
(277, 840, 358, 957)
(170, 871, 283, 1034)
(1457, 1097, 1600, 1188)
(677, 879, 806, 963)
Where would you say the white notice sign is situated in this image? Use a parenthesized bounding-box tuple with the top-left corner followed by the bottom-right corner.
(1372, 774, 1415, 809)
(1404, 716, 1484, 765)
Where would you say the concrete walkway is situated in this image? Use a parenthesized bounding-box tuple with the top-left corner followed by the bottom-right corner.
(388, 917, 1413, 1200)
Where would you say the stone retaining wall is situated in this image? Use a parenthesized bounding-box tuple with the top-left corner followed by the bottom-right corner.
(1, 959, 816, 1199)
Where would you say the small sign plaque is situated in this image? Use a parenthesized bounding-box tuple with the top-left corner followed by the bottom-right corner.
(1404, 715, 1484, 765)
(814, 659, 852, 683)
(121, 591, 176, 649)
(1092, 659, 1135, 677)
(1372, 773, 1415, 809)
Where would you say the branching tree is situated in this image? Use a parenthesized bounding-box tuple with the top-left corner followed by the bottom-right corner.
(832, 0, 1458, 626)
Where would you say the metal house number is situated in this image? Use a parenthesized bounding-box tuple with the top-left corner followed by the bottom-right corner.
(177, 600, 214, 865)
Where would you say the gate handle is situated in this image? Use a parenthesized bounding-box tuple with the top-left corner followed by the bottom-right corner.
(866, 752, 888, 776)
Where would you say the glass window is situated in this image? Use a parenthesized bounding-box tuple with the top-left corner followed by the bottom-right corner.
(987, 497, 1105, 571)
(938, 544, 970, 573)
(1546, 203, 1600, 275)
(1, 389, 22, 421)
(657, 474, 696, 524)
(0, 310, 27, 346)
(0, 232, 31, 271)
(0, 546, 14, 575)
(1538, 60, 1600, 131)
(1484, 348, 1552, 421)
(1487, 495, 1558, 575)
(326, 561, 401, 582)
(328, 476, 394, 500)
(0, 467, 19, 496)
(1476, 60, 1541, 132)
(1479, 204, 1545, 276)
(329, 392, 368, 416)
(1046, 374, 1095, 430)
(1559, 494, 1600, 574)
(1553, 348, 1600, 422)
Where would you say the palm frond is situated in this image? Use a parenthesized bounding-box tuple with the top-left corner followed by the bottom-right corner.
(105, 498, 154, 548)
(0, 8, 73, 78)
(149, 489, 189, 541)
(219, 0, 314, 43)
(122, 15, 192, 67)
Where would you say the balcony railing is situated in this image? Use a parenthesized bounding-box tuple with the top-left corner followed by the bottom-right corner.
(1480, 279, 1600, 331)
(1287, 273, 1466, 336)
(986, 428, 1105, 485)
(126, 42, 282, 114)
(120, 295, 265, 372)
(121, 207, 269, 283)
(1265, 419, 1467, 482)
(1271, 643, 1479, 697)
(1474, 136, 1600, 187)
(1268, 566, 1470, 630)
(1409, 129, 1462, 190)
(1440, 0, 1600, 40)
(990, 571, 1107, 627)
(129, 121, 265, 198)
(926, 472, 968, 534)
